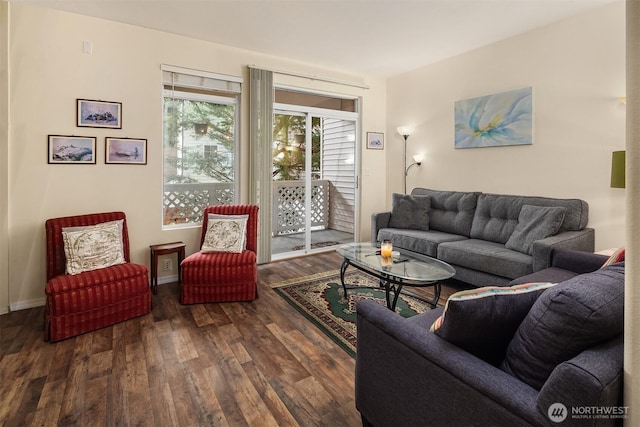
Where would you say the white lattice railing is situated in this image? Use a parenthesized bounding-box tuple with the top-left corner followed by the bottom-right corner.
(163, 182, 234, 225)
(163, 180, 330, 234)
(272, 180, 329, 235)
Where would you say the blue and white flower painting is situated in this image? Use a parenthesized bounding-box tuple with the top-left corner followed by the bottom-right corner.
(454, 87, 532, 148)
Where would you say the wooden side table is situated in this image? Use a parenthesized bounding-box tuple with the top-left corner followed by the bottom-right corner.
(149, 241, 186, 294)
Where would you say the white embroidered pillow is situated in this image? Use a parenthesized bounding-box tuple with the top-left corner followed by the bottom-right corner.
(62, 220, 125, 275)
(201, 217, 247, 253)
(208, 213, 249, 249)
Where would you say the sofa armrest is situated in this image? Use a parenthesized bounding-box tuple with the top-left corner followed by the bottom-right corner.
(355, 300, 547, 426)
(550, 248, 608, 274)
(537, 335, 624, 426)
(370, 211, 391, 245)
(531, 228, 596, 271)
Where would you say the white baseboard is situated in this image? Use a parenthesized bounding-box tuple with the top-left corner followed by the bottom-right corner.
(157, 275, 179, 285)
(10, 297, 46, 312)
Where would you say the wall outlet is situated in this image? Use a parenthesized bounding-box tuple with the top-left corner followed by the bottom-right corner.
(162, 259, 172, 272)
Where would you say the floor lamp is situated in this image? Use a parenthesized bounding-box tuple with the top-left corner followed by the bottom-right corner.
(406, 153, 424, 192)
(398, 125, 421, 194)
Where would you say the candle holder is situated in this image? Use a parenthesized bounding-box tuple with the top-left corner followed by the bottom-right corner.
(381, 240, 393, 258)
(380, 255, 393, 271)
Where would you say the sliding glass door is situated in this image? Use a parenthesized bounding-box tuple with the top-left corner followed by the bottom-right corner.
(271, 105, 357, 258)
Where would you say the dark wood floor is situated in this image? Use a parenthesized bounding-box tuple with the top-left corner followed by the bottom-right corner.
(0, 252, 466, 427)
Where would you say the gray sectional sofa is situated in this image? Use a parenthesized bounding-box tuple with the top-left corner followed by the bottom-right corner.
(371, 188, 595, 287)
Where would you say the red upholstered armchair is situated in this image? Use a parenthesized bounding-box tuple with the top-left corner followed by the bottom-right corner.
(180, 205, 259, 304)
(45, 212, 151, 342)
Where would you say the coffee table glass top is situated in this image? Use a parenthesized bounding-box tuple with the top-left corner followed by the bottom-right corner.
(336, 243, 455, 283)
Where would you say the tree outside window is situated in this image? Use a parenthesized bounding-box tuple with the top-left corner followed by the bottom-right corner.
(163, 95, 236, 225)
(272, 115, 321, 181)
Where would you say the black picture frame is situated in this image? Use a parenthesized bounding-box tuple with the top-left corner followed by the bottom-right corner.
(48, 135, 97, 164)
(77, 99, 122, 129)
(105, 137, 147, 165)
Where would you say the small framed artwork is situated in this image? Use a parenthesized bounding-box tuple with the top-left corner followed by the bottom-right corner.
(105, 137, 147, 165)
(367, 132, 384, 150)
(77, 99, 122, 129)
(48, 135, 97, 164)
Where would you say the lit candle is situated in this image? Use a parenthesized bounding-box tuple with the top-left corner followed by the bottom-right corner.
(381, 240, 393, 258)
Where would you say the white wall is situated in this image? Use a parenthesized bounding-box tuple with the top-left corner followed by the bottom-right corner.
(387, 2, 626, 251)
(3, 3, 387, 311)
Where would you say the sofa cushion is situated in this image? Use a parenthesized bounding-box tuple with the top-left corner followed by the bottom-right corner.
(536, 335, 624, 420)
(388, 193, 431, 231)
(509, 267, 578, 286)
(505, 205, 566, 255)
(501, 263, 625, 390)
(469, 195, 519, 244)
(429, 282, 556, 366)
(377, 229, 467, 258)
(45, 262, 149, 315)
(438, 239, 533, 279)
(411, 188, 480, 237)
(470, 194, 589, 244)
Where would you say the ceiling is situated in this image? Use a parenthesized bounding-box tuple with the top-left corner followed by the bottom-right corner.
(16, 0, 616, 77)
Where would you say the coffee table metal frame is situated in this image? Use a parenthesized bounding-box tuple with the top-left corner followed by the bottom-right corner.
(337, 243, 456, 311)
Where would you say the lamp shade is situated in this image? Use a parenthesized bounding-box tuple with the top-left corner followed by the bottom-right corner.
(397, 126, 414, 137)
(610, 150, 625, 188)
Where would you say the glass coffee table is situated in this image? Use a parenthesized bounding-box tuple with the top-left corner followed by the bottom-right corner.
(336, 243, 456, 311)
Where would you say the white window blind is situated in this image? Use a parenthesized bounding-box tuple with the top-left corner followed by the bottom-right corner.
(161, 65, 241, 93)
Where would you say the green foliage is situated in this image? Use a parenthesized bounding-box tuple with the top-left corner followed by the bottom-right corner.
(163, 97, 235, 183)
(272, 115, 321, 181)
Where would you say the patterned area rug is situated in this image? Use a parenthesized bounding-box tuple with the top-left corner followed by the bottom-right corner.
(272, 270, 434, 357)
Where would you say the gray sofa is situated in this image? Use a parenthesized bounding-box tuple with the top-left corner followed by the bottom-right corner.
(371, 188, 595, 287)
(355, 256, 625, 427)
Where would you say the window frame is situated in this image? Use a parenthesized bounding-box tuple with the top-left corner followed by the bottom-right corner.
(161, 70, 241, 229)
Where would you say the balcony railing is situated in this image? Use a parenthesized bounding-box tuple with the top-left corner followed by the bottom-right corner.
(163, 182, 234, 225)
(272, 180, 329, 235)
(163, 180, 330, 235)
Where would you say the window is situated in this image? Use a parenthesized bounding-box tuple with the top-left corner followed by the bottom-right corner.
(162, 66, 241, 227)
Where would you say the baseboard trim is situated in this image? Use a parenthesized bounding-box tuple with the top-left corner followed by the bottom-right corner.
(157, 275, 179, 286)
(10, 297, 46, 312)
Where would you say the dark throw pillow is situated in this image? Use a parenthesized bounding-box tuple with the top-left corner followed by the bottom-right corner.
(429, 282, 556, 366)
(500, 263, 625, 390)
(505, 205, 566, 255)
(387, 193, 430, 231)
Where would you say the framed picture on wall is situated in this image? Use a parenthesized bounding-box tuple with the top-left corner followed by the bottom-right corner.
(366, 132, 384, 150)
(77, 99, 122, 129)
(454, 87, 532, 149)
(48, 135, 97, 164)
(105, 137, 147, 164)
